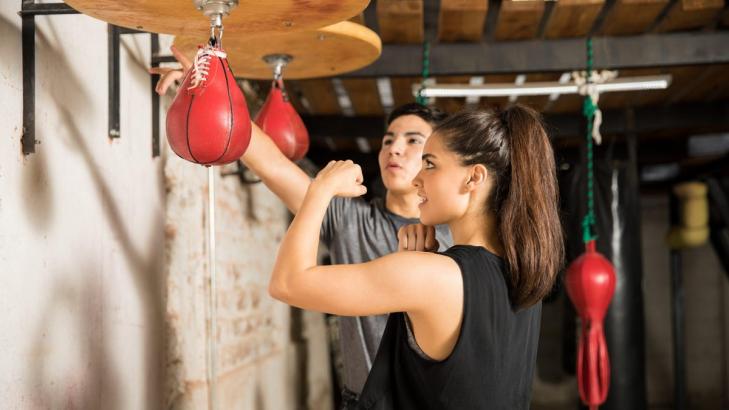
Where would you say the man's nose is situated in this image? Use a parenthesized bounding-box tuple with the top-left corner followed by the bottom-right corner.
(388, 137, 405, 155)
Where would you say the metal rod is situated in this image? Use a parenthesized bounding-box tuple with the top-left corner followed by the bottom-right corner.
(670, 249, 686, 409)
(151, 33, 160, 157)
(669, 192, 686, 410)
(21, 12, 36, 154)
(206, 167, 218, 410)
(108, 25, 121, 139)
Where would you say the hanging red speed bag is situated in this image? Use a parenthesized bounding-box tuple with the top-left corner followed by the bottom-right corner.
(254, 79, 309, 161)
(166, 44, 252, 166)
(564, 240, 617, 409)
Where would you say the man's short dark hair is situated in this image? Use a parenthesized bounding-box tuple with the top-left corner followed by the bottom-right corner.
(386, 103, 448, 128)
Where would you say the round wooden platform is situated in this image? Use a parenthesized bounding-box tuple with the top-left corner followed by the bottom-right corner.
(64, 0, 370, 36)
(174, 21, 382, 79)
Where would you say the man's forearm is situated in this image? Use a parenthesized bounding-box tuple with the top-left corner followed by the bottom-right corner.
(241, 123, 311, 214)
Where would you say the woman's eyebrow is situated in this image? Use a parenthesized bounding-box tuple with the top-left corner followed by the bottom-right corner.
(422, 153, 437, 160)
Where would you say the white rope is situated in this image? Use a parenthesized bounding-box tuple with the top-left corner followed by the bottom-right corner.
(206, 167, 218, 410)
(571, 70, 618, 145)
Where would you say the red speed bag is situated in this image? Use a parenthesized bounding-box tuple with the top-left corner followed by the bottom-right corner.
(254, 79, 309, 161)
(564, 240, 617, 409)
(166, 45, 252, 166)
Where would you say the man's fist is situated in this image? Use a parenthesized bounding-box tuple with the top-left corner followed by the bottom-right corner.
(398, 224, 439, 252)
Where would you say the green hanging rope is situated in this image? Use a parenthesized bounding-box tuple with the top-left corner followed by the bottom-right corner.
(415, 41, 430, 106)
(581, 38, 598, 244)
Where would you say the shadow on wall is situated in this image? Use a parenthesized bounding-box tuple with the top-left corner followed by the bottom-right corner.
(28, 273, 120, 409)
(1, 13, 166, 409)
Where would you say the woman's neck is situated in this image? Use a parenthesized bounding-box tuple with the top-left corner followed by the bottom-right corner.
(385, 190, 421, 219)
(449, 209, 504, 257)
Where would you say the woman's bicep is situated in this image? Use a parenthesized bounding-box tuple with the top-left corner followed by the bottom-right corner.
(280, 252, 460, 316)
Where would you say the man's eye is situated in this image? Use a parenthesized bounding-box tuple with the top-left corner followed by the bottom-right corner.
(423, 160, 434, 169)
(409, 138, 422, 144)
(382, 139, 393, 145)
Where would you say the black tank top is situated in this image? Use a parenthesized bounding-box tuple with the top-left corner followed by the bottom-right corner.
(352, 245, 542, 410)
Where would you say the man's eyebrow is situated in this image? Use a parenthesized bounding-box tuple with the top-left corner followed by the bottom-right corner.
(383, 131, 426, 138)
(422, 153, 436, 160)
(405, 131, 426, 137)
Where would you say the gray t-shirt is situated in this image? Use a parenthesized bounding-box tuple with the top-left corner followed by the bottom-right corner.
(320, 196, 453, 395)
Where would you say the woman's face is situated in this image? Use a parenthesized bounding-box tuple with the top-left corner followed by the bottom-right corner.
(413, 133, 472, 226)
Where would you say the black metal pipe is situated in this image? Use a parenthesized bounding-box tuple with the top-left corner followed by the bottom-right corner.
(151, 33, 160, 157)
(669, 194, 687, 410)
(21, 13, 35, 154)
(108, 25, 121, 139)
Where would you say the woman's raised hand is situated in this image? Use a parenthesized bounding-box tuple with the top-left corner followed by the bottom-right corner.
(312, 160, 368, 198)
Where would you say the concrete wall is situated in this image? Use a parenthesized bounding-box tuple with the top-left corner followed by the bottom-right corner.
(0, 4, 331, 409)
(641, 194, 729, 409)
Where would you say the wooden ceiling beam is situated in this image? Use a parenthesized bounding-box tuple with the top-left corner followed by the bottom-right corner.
(294, 79, 341, 115)
(654, 0, 725, 32)
(494, 0, 546, 40)
(600, 0, 671, 35)
(341, 78, 385, 116)
(545, 0, 606, 38)
(438, 0, 489, 42)
(377, 0, 424, 43)
(345, 31, 729, 76)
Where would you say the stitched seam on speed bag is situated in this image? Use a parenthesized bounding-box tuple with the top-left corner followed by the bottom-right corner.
(209, 56, 234, 164)
(185, 94, 201, 164)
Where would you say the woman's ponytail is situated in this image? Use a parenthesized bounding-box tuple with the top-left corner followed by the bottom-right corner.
(437, 105, 564, 308)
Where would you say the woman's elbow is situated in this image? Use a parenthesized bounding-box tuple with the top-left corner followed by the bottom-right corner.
(268, 279, 289, 302)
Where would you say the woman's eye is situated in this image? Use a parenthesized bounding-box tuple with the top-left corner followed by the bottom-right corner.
(409, 138, 422, 144)
(424, 160, 434, 169)
(382, 139, 392, 146)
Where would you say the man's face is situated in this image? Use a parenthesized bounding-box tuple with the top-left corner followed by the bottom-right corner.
(378, 114, 434, 194)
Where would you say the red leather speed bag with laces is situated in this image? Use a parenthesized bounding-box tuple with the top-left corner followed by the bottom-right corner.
(564, 240, 616, 408)
(166, 45, 252, 166)
(254, 79, 309, 161)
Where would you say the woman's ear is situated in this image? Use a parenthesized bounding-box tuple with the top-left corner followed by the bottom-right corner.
(465, 164, 488, 192)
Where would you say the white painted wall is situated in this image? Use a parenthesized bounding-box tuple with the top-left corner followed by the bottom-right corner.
(0, 3, 332, 409)
(0, 5, 166, 408)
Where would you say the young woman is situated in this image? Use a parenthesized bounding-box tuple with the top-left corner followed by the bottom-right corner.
(269, 105, 564, 409)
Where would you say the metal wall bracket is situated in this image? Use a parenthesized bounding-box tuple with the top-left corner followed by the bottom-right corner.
(19, 0, 79, 155)
(19, 1, 161, 157)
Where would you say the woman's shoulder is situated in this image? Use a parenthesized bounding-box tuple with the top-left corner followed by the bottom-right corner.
(441, 245, 505, 266)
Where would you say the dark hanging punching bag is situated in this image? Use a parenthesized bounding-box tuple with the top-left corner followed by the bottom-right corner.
(167, 44, 252, 166)
(561, 142, 647, 410)
(254, 79, 309, 161)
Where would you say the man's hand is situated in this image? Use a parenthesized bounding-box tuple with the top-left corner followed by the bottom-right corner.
(148, 45, 192, 95)
(398, 224, 439, 252)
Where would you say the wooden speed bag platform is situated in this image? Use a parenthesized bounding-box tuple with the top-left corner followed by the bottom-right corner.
(64, 0, 370, 36)
(174, 21, 382, 79)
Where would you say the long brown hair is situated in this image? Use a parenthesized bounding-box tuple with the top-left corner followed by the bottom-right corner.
(435, 105, 564, 308)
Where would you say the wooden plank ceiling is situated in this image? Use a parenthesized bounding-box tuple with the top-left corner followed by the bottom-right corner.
(248, 0, 728, 132)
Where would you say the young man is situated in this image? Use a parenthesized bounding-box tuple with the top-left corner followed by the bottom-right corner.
(151, 49, 452, 401)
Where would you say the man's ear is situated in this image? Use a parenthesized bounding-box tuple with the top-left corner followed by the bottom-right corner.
(465, 164, 488, 192)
